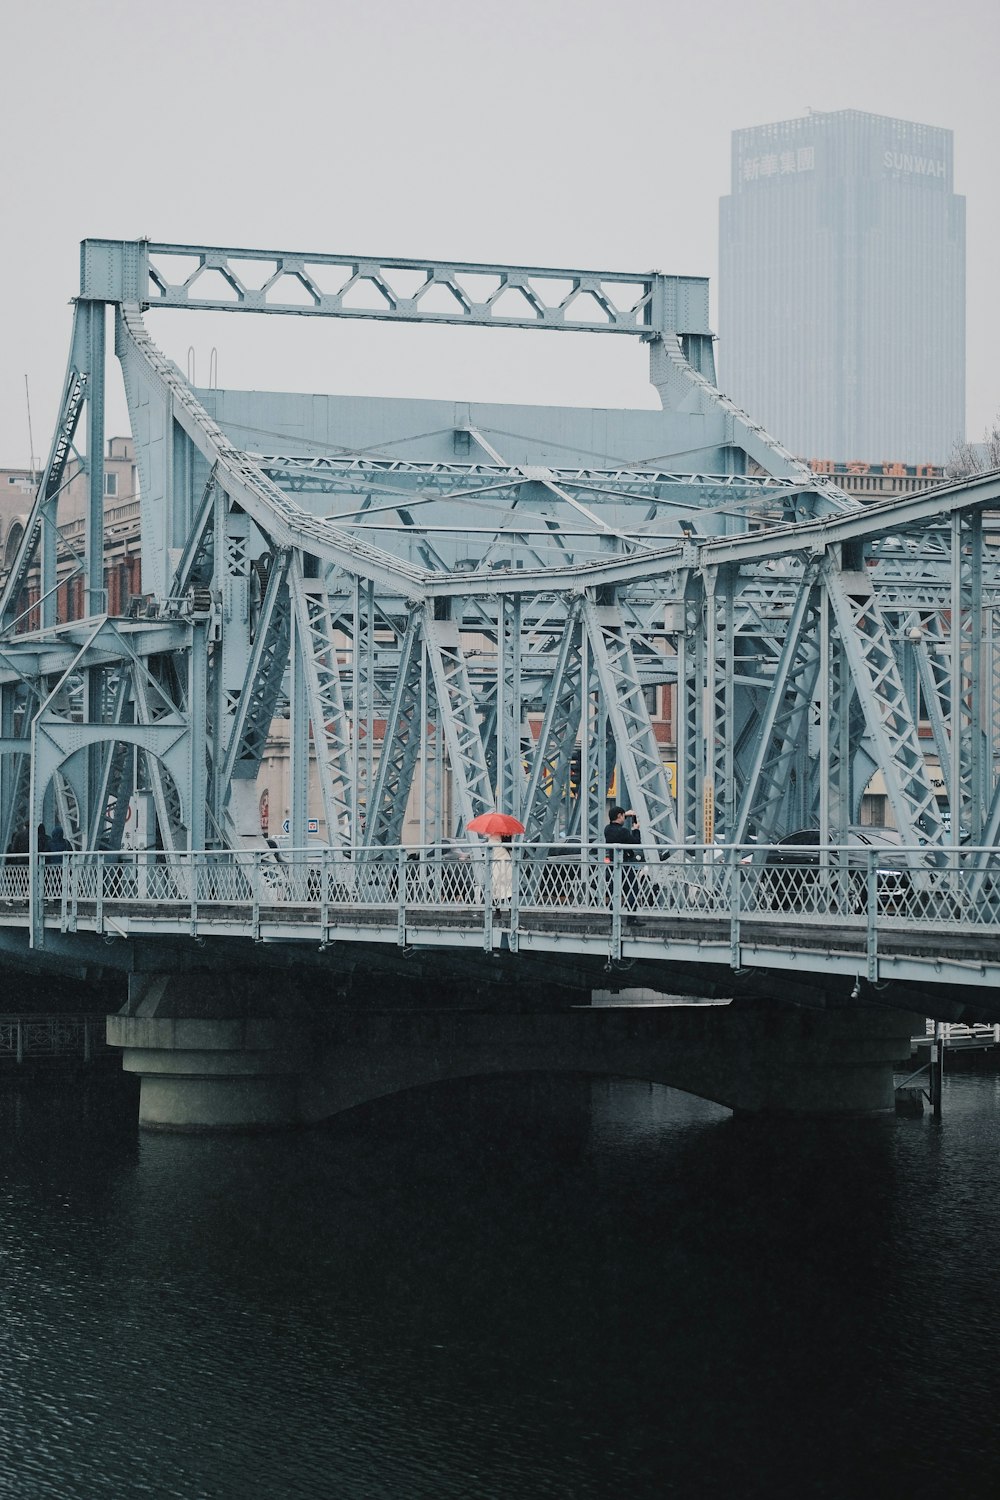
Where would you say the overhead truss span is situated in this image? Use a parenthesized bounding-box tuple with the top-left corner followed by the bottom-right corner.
(1, 237, 998, 990)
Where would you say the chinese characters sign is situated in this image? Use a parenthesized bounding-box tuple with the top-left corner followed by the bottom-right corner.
(740, 146, 815, 183)
(809, 460, 943, 479)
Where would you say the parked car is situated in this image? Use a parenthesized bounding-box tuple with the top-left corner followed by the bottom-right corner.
(757, 828, 910, 915)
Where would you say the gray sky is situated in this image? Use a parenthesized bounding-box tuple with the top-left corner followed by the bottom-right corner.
(1, 0, 997, 467)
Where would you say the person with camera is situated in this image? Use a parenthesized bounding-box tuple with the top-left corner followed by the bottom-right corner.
(603, 805, 643, 912)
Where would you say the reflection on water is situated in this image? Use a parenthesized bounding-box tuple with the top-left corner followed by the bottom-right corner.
(1, 1069, 999, 1499)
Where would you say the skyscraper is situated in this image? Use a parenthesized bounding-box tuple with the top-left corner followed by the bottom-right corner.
(718, 110, 965, 466)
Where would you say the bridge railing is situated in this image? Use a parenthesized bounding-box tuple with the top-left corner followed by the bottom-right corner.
(4, 840, 1000, 936)
(0, 1014, 109, 1065)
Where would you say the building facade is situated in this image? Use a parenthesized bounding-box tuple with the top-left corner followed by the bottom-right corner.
(806, 457, 945, 502)
(719, 110, 965, 465)
(0, 437, 142, 622)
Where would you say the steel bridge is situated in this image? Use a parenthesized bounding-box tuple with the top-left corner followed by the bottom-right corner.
(3, 237, 1000, 1021)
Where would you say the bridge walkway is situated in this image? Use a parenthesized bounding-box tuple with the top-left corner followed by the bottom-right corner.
(2, 843, 1000, 1003)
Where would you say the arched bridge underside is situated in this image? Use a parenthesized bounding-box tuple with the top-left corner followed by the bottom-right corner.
(2, 238, 1000, 1028)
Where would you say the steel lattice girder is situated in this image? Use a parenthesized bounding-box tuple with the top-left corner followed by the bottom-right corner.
(85, 239, 709, 339)
(3, 236, 1000, 909)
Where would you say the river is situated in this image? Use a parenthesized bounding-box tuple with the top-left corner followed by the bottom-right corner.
(1, 1060, 998, 1498)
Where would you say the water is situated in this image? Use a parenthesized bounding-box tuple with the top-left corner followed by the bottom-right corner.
(1, 1065, 999, 1499)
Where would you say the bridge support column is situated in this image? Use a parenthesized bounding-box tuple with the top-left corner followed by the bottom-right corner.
(298, 1003, 917, 1124)
(712, 1003, 915, 1116)
(107, 974, 317, 1132)
(108, 984, 917, 1131)
(108, 1014, 311, 1131)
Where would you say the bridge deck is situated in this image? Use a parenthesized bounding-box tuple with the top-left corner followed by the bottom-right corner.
(2, 846, 998, 998)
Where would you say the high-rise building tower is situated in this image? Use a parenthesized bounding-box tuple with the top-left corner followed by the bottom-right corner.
(719, 110, 965, 466)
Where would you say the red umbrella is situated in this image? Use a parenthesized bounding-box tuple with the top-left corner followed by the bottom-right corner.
(466, 812, 525, 836)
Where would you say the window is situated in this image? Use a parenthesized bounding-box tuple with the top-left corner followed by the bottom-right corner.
(643, 684, 659, 717)
(104, 472, 118, 497)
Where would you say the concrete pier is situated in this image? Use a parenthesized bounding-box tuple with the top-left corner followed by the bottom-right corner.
(107, 977, 917, 1131)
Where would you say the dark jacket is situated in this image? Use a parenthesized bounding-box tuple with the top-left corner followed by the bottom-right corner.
(604, 820, 642, 862)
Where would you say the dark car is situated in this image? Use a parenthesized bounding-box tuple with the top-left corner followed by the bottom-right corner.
(757, 828, 910, 916)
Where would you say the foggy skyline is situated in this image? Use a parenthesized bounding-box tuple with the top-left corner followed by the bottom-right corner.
(1, 0, 997, 468)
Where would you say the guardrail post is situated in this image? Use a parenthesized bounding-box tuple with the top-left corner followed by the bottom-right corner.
(251, 851, 261, 941)
(397, 846, 407, 947)
(190, 852, 199, 936)
(610, 849, 623, 959)
(866, 848, 879, 981)
(29, 851, 44, 949)
(729, 845, 741, 968)
(483, 847, 493, 951)
(320, 848, 331, 944)
(509, 845, 520, 952)
(929, 1020, 943, 1117)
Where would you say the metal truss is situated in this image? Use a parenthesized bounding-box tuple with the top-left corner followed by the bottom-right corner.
(0, 304, 91, 630)
(129, 664, 188, 856)
(364, 610, 424, 847)
(7, 235, 1000, 959)
(573, 696, 617, 846)
(422, 611, 495, 832)
(220, 550, 292, 788)
(89, 669, 133, 851)
(521, 601, 585, 846)
(116, 304, 427, 598)
(170, 472, 218, 597)
(907, 613, 956, 807)
(0, 710, 31, 855)
(825, 565, 944, 843)
(485, 596, 531, 824)
(732, 570, 823, 843)
(289, 560, 355, 847)
(86, 239, 711, 339)
(582, 598, 678, 844)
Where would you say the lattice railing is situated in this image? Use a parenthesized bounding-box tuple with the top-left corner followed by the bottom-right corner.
(6, 846, 1000, 977)
(0, 1014, 110, 1064)
(2, 842, 994, 924)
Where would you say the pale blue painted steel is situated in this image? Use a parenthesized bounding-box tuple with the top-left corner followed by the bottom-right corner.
(0, 841, 998, 999)
(1, 238, 999, 987)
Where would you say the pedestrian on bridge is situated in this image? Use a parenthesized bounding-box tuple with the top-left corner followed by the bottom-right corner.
(47, 825, 71, 860)
(487, 833, 513, 906)
(7, 825, 28, 857)
(604, 806, 643, 911)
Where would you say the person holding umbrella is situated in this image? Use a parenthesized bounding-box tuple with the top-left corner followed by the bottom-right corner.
(466, 812, 524, 908)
